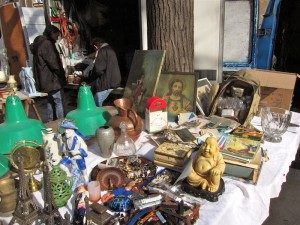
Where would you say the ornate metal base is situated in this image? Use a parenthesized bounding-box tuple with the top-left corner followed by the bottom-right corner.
(181, 178, 225, 202)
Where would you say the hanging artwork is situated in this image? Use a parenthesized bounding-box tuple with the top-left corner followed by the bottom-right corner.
(197, 78, 212, 116)
(123, 50, 166, 117)
(155, 72, 196, 122)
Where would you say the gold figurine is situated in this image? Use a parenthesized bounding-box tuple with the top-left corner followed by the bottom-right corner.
(187, 137, 225, 192)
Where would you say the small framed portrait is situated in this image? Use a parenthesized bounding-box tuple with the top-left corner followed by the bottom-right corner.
(197, 78, 212, 116)
(155, 72, 196, 122)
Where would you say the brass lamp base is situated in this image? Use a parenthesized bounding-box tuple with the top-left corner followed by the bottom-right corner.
(28, 172, 42, 192)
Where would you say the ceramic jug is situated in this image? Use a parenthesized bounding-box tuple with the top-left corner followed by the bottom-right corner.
(42, 128, 62, 169)
(49, 165, 73, 207)
(0, 173, 17, 216)
(109, 98, 143, 141)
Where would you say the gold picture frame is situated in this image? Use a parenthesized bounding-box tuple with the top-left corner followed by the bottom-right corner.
(155, 72, 196, 122)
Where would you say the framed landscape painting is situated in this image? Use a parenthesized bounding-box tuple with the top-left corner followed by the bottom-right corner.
(123, 50, 166, 117)
(155, 72, 196, 122)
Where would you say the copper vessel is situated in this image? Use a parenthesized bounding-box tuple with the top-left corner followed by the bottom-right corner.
(109, 98, 143, 141)
(0, 173, 17, 216)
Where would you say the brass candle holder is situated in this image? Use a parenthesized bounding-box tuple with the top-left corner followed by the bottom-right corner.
(10, 140, 43, 192)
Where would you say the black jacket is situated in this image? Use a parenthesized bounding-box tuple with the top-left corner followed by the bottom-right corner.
(89, 44, 121, 94)
(31, 35, 67, 93)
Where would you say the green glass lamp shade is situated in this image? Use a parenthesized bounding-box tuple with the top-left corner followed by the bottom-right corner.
(0, 154, 10, 178)
(0, 95, 46, 154)
(66, 84, 111, 136)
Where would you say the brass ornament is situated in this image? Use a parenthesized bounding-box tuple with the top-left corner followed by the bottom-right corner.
(10, 140, 43, 192)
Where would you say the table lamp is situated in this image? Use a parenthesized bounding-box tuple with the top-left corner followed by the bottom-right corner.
(66, 83, 111, 136)
(0, 95, 45, 154)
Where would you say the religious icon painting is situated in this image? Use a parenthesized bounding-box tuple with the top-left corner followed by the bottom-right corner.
(155, 72, 196, 122)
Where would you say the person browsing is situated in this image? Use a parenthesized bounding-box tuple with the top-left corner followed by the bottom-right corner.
(31, 25, 67, 122)
(88, 37, 121, 107)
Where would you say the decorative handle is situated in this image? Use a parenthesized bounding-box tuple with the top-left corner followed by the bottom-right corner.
(128, 109, 138, 128)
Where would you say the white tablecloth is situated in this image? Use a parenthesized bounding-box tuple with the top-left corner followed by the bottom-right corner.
(195, 112, 300, 225)
(1, 113, 300, 225)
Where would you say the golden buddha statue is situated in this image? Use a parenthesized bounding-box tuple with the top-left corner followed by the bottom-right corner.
(187, 137, 225, 192)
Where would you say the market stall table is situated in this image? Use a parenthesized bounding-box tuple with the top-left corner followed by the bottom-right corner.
(0, 91, 47, 121)
(1, 112, 300, 225)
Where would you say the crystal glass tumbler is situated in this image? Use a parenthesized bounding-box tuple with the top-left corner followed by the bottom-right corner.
(261, 107, 291, 143)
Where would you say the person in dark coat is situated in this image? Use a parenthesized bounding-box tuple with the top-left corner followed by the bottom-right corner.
(31, 25, 67, 121)
(88, 37, 121, 107)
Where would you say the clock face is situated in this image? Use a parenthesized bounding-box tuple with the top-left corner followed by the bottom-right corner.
(11, 146, 41, 171)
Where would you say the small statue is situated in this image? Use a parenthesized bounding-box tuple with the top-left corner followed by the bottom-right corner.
(57, 121, 89, 184)
(182, 137, 226, 202)
(73, 185, 89, 225)
(19, 67, 37, 95)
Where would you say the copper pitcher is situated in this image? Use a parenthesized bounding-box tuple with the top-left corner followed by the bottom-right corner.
(109, 98, 143, 141)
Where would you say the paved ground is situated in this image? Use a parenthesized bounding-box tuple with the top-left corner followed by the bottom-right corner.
(263, 168, 300, 225)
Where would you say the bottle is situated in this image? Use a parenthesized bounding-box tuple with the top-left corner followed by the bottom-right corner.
(7, 75, 17, 92)
(113, 122, 136, 156)
(42, 128, 62, 169)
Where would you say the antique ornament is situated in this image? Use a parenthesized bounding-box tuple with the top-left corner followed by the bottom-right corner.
(10, 141, 43, 192)
(40, 164, 71, 225)
(0, 173, 17, 216)
(42, 128, 62, 169)
(182, 137, 226, 202)
(9, 157, 41, 225)
(96, 125, 115, 158)
(58, 120, 89, 185)
(49, 165, 73, 208)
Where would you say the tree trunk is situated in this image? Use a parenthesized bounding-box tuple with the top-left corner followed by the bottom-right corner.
(147, 0, 194, 72)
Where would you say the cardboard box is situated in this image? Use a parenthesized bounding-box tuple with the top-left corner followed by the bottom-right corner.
(248, 69, 297, 110)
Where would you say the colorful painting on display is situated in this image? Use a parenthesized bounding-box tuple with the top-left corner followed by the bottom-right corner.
(123, 50, 166, 117)
(155, 72, 196, 122)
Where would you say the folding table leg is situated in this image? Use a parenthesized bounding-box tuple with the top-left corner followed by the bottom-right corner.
(25, 99, 42, 121)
